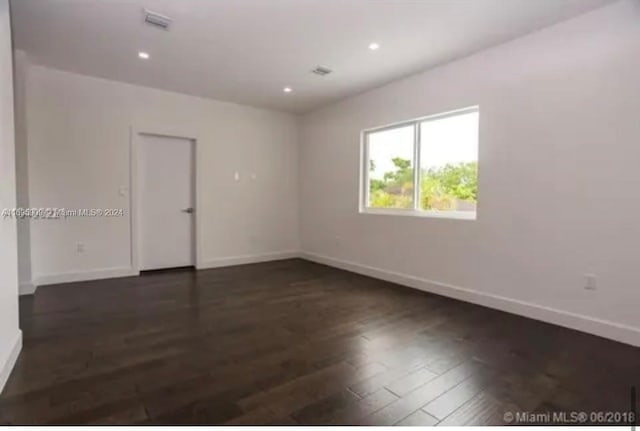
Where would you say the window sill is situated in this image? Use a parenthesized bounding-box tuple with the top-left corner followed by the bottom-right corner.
(359, 208, 476, 220)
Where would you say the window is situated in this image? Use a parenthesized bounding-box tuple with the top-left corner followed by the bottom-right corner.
(366, 124, 415, 209)
(362, 107, 479, 219)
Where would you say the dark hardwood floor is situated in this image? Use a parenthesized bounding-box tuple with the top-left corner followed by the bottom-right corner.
(1, 259, 638, 425)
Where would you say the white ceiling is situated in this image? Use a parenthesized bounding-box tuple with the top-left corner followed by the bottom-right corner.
(11, 0, 614, 113)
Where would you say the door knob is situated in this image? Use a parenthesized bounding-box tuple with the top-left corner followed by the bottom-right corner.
(182, 207, 194, 214)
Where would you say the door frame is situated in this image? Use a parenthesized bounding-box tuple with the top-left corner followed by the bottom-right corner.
(130, 126, 202, 272)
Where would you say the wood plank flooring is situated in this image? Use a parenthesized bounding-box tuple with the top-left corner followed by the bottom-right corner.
(1, 259, 639, 425)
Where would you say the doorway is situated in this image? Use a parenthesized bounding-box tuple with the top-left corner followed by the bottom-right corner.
(136, 134, 196, 271)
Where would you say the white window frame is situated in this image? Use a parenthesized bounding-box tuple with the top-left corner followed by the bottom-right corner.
(360, 106, 479, 220)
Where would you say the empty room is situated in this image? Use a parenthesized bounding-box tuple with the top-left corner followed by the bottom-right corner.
(0, 0, 639, 426)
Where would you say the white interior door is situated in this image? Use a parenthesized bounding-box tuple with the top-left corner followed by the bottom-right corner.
(138, 134, 195, 270)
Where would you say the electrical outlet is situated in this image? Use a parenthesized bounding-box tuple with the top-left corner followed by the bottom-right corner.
(584, 273, 597, 290)
(76, 242, 85, 253)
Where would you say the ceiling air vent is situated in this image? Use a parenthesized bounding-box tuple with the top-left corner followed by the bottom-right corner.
(144, 9, 172, 30)
(312, 66, 332, 76)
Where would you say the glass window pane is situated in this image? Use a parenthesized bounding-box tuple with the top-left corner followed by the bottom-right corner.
(367, 125, 415, 209)
(419, 111, 479, 213)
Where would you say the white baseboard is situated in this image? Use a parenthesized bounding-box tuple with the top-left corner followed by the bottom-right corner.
(34, 267, 139, 287)
(19, 281, 36, 296)
(29, 251, 638, 347)
(32, 252, 301, 287)
(198, 251, 300, 270)
(0, 330, 22, 394)
(300, 251, 640, 348)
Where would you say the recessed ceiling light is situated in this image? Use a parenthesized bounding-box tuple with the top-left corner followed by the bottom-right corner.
(368, 42, 380, 51)
(138, 51, 150, 59)
(283, 87, 292, 93)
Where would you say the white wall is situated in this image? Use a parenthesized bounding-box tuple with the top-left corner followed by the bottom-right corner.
(0, 0, 22, 392)
(13, 50, 32, 294)
(299, 0, 640, 346)
(23, 64, 299, 284)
